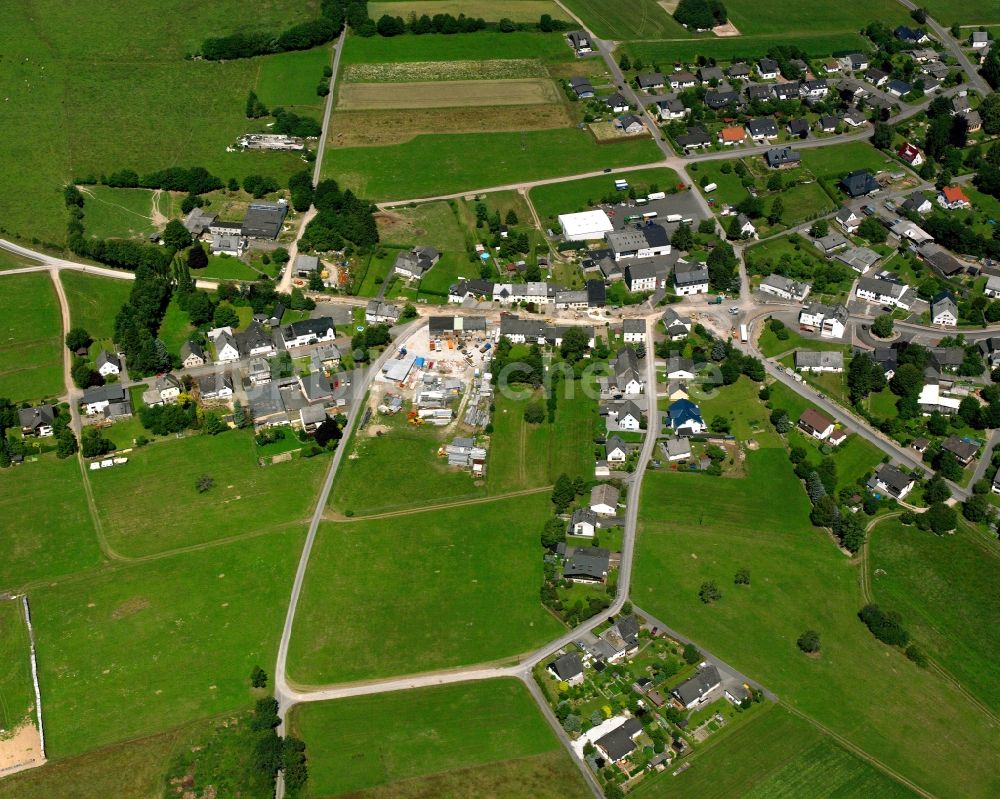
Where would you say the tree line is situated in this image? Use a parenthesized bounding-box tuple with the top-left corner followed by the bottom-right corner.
(373, 12, 570, 37)
(298, 178, 379, 252)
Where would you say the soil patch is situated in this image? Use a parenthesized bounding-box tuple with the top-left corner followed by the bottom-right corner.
(0, 719, 44, 775)
(713, 22, 741, 37)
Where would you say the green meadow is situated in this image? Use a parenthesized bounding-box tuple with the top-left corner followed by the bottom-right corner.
(341, 31, 574, 64)
(0, 599, 35, 732)
(61, 271, 133, 341)
(255, 45, 332, 110)
(0, 272, 65, 401)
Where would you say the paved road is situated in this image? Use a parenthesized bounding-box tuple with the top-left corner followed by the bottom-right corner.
(968, 428, 1000, 489)
(895, 0, 990, 95)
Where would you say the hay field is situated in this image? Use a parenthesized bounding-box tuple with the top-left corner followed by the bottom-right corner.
(343, 58, 548, 83)
(337, 78, 561, 110)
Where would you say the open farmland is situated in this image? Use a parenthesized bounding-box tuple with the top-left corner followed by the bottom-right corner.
(724, 0, 909, 35)
(0, 1, 319, 246)
(869, 519, 1000, 713)
(341, 31, 574, 64)
(323, 129, 662, 200)
(287, 680, 589, 799)
(921, 1, 1000, 24)
(78, 186, 157, 240)
(623, 32, 869, 64)
(561, 0, 688, 39)
(343, 59, 549, 83)
(61, 271, 133, 341)
(377, 200, 468, 251)
(288, 493, 563, 685)
(369, 1, 571, 23)
(0, 599, 34, 733)
(31, 528, 303, 759)
(633, 447, 1000, 799)
(631, 704, 916, 799)
(327, 104, 575, 147)
(88, 430, 327, 558)
(0, 272, 65, 402)
(0, 455, 103, 589)
(254, 45, 331, 110)
(338, 78, 562, 110)
(800, 141, 897, 180)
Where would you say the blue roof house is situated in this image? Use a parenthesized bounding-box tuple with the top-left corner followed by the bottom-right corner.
(668, 399, 705, 435)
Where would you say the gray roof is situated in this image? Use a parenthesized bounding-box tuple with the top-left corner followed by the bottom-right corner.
(283, 316, 335, 340)
(674, 261, 709, 286)
(236, 321, 275, 356)
(672, 664, 722, 706)
(795, 350, 844, 369)
(591, 483, 621, 508)
(294, 254, 319, 273)
(595, 718, 642, 761)
(81, 384, 126, 405)
(765, 147, 800, 167)
(19, 404, 55, 430)
(563, 547, 611, 580)
(241, 201, 287, 239)
(871, 464, 913, 496)
(180, 340, 205, 361)
(550, 652, 584, 681)
(857, 276, 908, 300)
(569, 507, 598, 530)
(96, 350, 120, 370)
(941, 436, 978, 461)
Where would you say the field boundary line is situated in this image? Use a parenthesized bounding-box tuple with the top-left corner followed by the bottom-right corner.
(21, 595, 45, 760)
(782, 703, 939, 799)
(324, 485, 552, 521)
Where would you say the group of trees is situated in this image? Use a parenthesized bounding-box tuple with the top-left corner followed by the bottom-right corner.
(272, 107, 323, 138)
(299, 178, 379, 252)
(673, 0, 727, 30)
(114, 264, 174, 376)
(105, 165, 225, 195)
(349, 323, 390, 363)
(707, 240, 739, 292)
(374, 11, 570, 37)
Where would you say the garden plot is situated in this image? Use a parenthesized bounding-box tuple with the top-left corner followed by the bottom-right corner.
(337, 78, 562, 110)
(344, 58, 549, 83)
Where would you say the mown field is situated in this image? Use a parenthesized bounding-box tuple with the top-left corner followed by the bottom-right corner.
(88, 430, 327, 558)
(61, 271, 133, 341)
(341, 31, 574, 64)
(79, 186, 157, 240)
(800, 141, 897, 180)
(370, 0, 571, 22)
(631, 704, 916, 799)
(633, 446, 1000, 799)
(288, 679, 589, 798)
(32, 527, 303, 759)
(530, 167, 682, 226)
(156, 296, 195, 356)
(0, 454, 103, 590)
(323, 129, 662, 200)
(918, 1, 1000, 25)
(561, 0, 688, 40)
(869, 518, 1000, 713)
(724, 0, 909, 36)
(0, 599, 34, 732)
(338, 78, 562, 109)
(254, 45, 331, 110)
(487, 382, 597, 494)
(287, 493, 563, 684)
(622, 32, 869, 64)
(0, 272, 65, 402)
(0, 1, 321, 245)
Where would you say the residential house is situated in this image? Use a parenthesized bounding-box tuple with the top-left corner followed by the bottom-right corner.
(669, 71, 697, 90)
(816, 115, 839, 133)
(95, 350, 121, 378)
(765, 146, 800, 169)
(868, 464, 915, 499)
(183, 207, 217, 236)
(822, 59, 842, 74)
(570, 78, 594, 98)
(568, 507, 597, 538)
(448, 278, 495, 303)
(704, 90, 742, 110)
(894, 220, 935, 247)
(549, 652, 584, 686)
(919, 243, 965, 278)
(606, 399, 643, 431)
(745, 118, 778, 141)
(248, 356, 271, 385)
(977, 336, 1000, 366)
(636, 72, 665, 91)
(971, 31, 989, 49)
(591, 484, 621, 516)
(237, 321, 276, 358)
(81, 384, 129, 417)
(930, 292, 958, 326)
(605, 93, 630, 113)
(595, 718, 644, 763)
(873, 346, 898, 379)
(394, 246, 441, 279)
(555, 289, 589, 309)
(772, 81, 800, 101)
(563, 546, 611, 583)
(615, 115, 644, 135)
(842, 53, 869, 71)
(894, 25, 929, 44)
(799, 303, 848, 338)
(567, 30, 591, 53)
(886, 79, 912, 97)
(624, 259, 670, 292)
(938, 185, 971, 210)
(699, 66, 724, 83)
(176, 343, 208, 374)
(842, 110, 868, 128)
(897, 142, 924, 166)
(499, 315, 547, 344)
(841, 169, 879, 197)
(901, 191, 932, 214)
(795, 351, 845, 373)
(211, 232, 244, 256)
(672, 664, 722, 709)
(587, 280, 607, 307)
(865, 67, 888, 87)
(719, 125, 747, 146)
(757, 58, 779, 79)
(727, 63, 750, 79)
(623, 318, 646, 343)
(759, 274, 810, 301)
(294, 254, 320, 278)
(798, 407, 836, 439)
(813, 232, 849, 254)
(942, 436, 978, 466)
(19, 404, 55, 437)
(607, 224, 671, 261)
(664, 437, 692, 461)
(674, 261, 710, 295)
(365, 300, 401, 325)
(142, 373, 182, 406)
(661, 307, 691, 340)
(668, 399, 704, 435)
(787, 118, 809, 138)
(280, 317, 336, 348)
(675, 126, 712, 150)
(197, 371, 234, 401)
(834, 206, 862, 234)
(241, 200, 287, 240)
(299, 404, 329, 433)
(746, 83, 773, 102)
(835, 246, 881, 274)
(656, 96, 687, 120)
(605, 434, 630, 463)
(213, 330, 240, 363)
(856, 276, 911, 309)
(801, 78, 829, 98)
(665, 356, 696, 380)
(928, 346, 964, 374)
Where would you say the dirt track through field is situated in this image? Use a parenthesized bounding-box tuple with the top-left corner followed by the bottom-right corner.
(337, 79, 562, 110)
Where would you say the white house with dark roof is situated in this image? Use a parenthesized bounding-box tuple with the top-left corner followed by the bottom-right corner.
(213, 330, 240, 363)
(835, 206, 862, 234)
(930, 293, 958, 326)
(799, 303, 848, 338)
(96, 350, 121, 378)
(624, 259, 669, 292)
(607, 224, 670, 261)
(795, 351, 844, 373)
(393, 247, 440, 279)
(673, 262, 709, 295)
(280, 317, 336, 349)
(622, 318, 646, 343)
(759, 274, 810, 302)
(856, 277, 911, 309)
